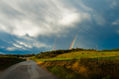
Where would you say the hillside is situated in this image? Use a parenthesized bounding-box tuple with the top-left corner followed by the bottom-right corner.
(33, 49, 119, 79)
(33, 49, 119, 61)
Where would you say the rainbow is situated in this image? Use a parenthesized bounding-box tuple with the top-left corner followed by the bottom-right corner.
(69, 35, 77, 49)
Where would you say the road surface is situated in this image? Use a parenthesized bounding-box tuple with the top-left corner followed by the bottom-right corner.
(0, 61, 58, 79)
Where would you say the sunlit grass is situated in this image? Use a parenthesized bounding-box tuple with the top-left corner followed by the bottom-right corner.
(34, 51, 119, 61)
(32, 57, 72, 61)
(54, 51, 119, 59)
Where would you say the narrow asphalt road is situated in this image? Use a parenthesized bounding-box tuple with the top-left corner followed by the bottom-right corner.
(0, 61, 58, 79)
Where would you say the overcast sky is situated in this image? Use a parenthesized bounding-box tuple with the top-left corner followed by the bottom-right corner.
(0, 0, 119, 54)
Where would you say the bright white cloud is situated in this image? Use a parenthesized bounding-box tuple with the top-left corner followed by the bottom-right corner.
(15, 39, 51, 49)
(16, 41, 32, 48)
(0, 0, 90, 37)
(6, 39, 49, 51)
(13, 43, 23, 49)
(6, 47, 16, 51)
(12, 43, 27, 50)
(58, 11, 80, 26)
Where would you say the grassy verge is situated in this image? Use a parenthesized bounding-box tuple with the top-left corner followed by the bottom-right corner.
(38, 58, 119, 79)
(0, 56, 25, 70)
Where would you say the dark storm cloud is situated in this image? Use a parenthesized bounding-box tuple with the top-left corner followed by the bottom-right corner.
(0, 0, 90, 37)
(0, 0, 119, 54)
